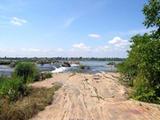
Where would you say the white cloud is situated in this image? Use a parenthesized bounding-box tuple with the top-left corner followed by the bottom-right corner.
(0, 48, 15, 53)
(88, 33, 101, 39)
(108, 37, 130, 47)
(95, 45, 109, 52)
(21, 48, 41, 52)
(10, 17, 27, 26)
(0, 37, 130, 57)
(64, 17, 76, 28)
(56, 48, 64, 52)
(0, 45, 128, 57)
(72, 43, 91, 51)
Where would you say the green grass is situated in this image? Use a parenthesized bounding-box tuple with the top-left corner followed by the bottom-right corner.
(0, 76, 29, 101)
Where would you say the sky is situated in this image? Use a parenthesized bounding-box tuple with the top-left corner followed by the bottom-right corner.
(0, 0, 152, 58)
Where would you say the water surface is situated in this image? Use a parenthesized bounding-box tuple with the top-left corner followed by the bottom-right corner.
(0, 61, 119, 76)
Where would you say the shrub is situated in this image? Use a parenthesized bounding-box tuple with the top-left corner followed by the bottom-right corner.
(35, 72, 52, 81)
(0, 77, 28, 101)
(118, 34, 160, 103)
(117, 61, 137, 86)
(79, 64, 85, 70)
(14, 62, 39, 83)
(0, 85, 61, 120)
(131, 74, 157, 103)
(44, 72, 52, 79)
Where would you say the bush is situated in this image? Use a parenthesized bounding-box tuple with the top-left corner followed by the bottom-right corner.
(14, 62, 39, 83)
(80, 64, 85, 70)
(44, 72, 52, 79)
(35, 72, 52, 81)
(0, 77, 28, 101)
(131, 74, 158, 103)
(0, 85, 61, 120)
(118, 34, 160, 103)
(117, 61, 137, 86)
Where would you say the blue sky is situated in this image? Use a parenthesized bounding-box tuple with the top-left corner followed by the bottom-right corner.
(0, 0, 152, 57)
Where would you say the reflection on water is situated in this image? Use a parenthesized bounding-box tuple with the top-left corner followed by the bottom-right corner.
(0, 61, 119, 76)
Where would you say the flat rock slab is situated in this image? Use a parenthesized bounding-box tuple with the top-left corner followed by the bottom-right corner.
(30, 73, 160, 120)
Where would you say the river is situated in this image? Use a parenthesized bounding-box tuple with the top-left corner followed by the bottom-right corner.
(0, 61, 120, 76)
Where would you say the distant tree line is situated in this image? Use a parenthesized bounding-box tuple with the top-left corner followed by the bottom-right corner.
(0, 57, 125, 66)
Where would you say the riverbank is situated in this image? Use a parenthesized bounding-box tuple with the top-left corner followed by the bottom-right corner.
(31, 72, 160, 120)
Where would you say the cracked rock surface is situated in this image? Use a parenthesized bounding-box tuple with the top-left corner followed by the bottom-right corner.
(31, 73, 160, 120)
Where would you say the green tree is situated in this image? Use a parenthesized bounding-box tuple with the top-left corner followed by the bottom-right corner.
(143, 0, 160, 37)
(118, 0, 160, 103)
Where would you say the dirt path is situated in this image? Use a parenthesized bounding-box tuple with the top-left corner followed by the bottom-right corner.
(31, 73, 160, 120)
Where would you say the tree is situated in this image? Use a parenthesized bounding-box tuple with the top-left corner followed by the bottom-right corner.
(143, 0, 160, 37)
(118, 0, 160, 103)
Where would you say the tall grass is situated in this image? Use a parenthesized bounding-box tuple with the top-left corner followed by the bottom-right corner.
(0, 85, 61, 120)
(0, 76, 28, 101)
